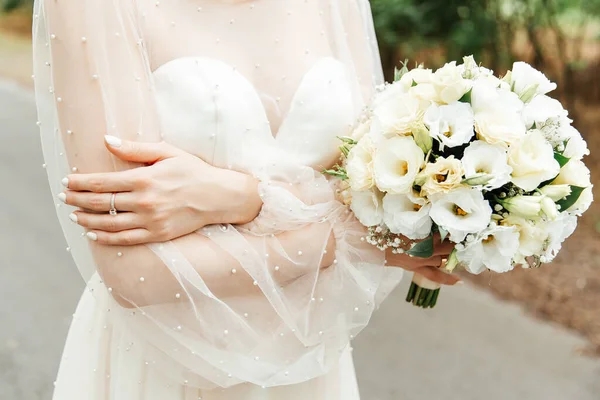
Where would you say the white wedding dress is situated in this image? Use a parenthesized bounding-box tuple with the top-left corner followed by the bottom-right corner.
(33, 1, 402, 399)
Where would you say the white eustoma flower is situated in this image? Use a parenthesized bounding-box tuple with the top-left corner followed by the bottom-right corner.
(502, 215, 549, 263)
(457, 225, 520, 274)
(471, 79, 526, 146)
(553, 159, 591, 188)
(372, 90, 429, 137)
(350, 188, 384, 227)
(510, 62, 557, 100)
(522, 95, 568, 129)
(562, 127, 590, 160)
(423, 101, 475, 148)
(346, 136, 375, 191)
(373, 136, 424, 194)
(462, 141, 512, 189)
(419, 155, 464, 196)
(430, 61, 473, 104)
(571, 186, 594, 215)
(552, 160, 594, 213)
(429, 188, 492, 243)
(541, 213, 577, 262)
(508, 130, 560, 191)
(383, 191, 432, 240)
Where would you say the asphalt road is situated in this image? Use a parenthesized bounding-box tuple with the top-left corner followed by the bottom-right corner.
(1, 79, 599, 400)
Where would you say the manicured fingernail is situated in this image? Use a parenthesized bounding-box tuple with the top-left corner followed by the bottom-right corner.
(69, 213, 78, 223)
(456, 280, 465, 285)
(58, 193, 67, 203)
(104, 135, 122, 148)
(61, 177, 69, 188)
(86, 232, 98, 241)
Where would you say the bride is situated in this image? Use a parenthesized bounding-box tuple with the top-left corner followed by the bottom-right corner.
(33, 0, 458, 398)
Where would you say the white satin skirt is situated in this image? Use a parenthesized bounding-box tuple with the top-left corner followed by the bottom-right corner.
(52, 275, 361, 400)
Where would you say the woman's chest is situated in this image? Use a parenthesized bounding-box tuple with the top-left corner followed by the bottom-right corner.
(135, 1, 358, 171)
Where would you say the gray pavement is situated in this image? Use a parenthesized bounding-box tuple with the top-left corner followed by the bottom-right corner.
(0, 78, 598, 400)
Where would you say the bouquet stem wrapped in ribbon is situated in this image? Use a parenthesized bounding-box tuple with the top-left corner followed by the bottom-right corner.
(325, 56, 593, 309)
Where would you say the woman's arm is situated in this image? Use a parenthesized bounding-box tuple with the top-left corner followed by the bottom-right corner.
(39, 0, 340, 308)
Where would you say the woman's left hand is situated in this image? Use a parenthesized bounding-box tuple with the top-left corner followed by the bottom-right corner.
(59, 135, 262, 246)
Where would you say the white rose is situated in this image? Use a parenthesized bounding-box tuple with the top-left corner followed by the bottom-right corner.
(372, 81, 407, 110)
(541, 213, 577, 262)
(462, 141, 512, 190)
(510, 62, 557, 100)
(346, 136, 375, 191)
(522, 95, 568, 129)
(429, 188, 493, 243)
(457, 225, 520, 274)
(508, 130, 560, 191)
(552, 159, 591, 188)
(350, 189, 384, 227)
(372, 91, 429, 137)
(383, 192, 432, 240)
(399, 67, 434, 91)
(419, 156, 464, 196)
(430, 61, 473, 104)
(423, 101, 475, 148)
(373, 136, 424, 194)
(472, 80, 526, 146)
(502, 215, 549, 262)
(562, 128, 590, 160)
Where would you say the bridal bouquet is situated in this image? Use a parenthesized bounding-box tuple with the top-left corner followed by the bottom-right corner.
(325, 56, 593, 309)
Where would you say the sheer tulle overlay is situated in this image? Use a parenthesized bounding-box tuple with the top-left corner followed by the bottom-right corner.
(33, 0, 402, 398)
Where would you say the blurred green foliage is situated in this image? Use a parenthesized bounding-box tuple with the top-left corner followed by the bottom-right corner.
(1, 0, 31, 12)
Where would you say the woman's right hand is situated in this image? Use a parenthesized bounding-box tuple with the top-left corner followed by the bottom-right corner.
(385, 235, 462, 286)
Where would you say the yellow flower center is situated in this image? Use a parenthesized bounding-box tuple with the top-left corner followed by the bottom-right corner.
(443, 126, 453, 137)
(454, 205, 468, 216)
(482, 235, 494, 244)
(413, 204, 422, 212)
(396, 160, 409, 176)
(435, 173, 448, 183)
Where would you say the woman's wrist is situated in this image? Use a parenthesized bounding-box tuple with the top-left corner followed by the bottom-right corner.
(209, 167, 263, 225)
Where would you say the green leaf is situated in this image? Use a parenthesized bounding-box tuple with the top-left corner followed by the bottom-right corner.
(406, 235, 434, 258)
(337, 136, 358, 145)
(554, 152, 570, 168)
(458, 88, 472, 103)
(556, 185, 586, 211)
(394, 59, 409, 82)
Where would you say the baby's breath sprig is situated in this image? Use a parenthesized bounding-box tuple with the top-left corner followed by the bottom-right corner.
(364, 225, 410, 254)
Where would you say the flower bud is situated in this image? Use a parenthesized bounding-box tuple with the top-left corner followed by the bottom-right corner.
(499, 195, 542, 218)
(462, 173, 494, 186)
(541, 196, 559, 221)
(411, 122, 433, 154)
(539, 184, 572, 201)
(443, 249, 460, 273)
(518, 83, 540, 103)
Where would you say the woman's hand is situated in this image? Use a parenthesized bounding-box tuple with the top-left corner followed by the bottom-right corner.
(386, 234, 461, 286)
(58, 136, 263, 245)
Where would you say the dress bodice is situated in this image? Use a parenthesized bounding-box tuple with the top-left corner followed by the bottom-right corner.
(153, 57, 356, 171)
